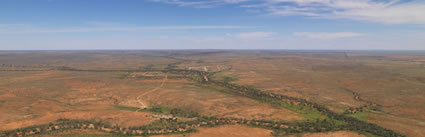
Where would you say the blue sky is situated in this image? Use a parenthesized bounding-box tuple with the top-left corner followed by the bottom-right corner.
(0, 0, 424, 50)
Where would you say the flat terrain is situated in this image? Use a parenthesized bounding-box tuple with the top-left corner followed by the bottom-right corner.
(0, 50, 424, 137)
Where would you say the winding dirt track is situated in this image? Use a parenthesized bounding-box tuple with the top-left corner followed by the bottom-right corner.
(136, 74, 168, 111)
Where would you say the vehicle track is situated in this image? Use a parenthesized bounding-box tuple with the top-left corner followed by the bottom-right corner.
(136, 74, 168, 111)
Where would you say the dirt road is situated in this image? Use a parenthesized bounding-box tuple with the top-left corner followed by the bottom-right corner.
(136, 74, 168, 111)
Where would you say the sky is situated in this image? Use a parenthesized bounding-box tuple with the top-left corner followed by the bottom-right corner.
(0, 0, 424, 50)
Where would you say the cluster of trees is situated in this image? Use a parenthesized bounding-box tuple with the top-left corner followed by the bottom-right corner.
(1, 119, 195, 137)
(159, 63, 405, 137)
(170, 108, 200, 118)
(5, 116, 339, 137)
(165, 61, 183, 70)
(213, 79, 403, 136)
(343, 89, 381, 114)
(344, 103, 380, 115)
(174, 69, 405, 137)
(166, 68, 207, 82)
(5, 114, 399, 137)
(134, 75, 164, 80)
(344, 105, 368, 114)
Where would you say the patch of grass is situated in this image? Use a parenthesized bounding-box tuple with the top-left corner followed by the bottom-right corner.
(114, 105, 199, 118)
(113, 105, 140, 112)
(326, 104, 348, 112)
(346, 111, 369, 121)
(280, 102, 320, 119)
(222, 76, 238, 83)
(149, 105, 172, 113)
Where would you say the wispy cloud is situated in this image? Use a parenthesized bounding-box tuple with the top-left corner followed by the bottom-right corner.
(150, 0, 425, 25)
(0, 24, 252, 34)
(256, 0, 425, 25)
(294, 32, 364, 39)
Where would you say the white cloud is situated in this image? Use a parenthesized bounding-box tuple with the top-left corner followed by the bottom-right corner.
(0, 24, 251, 34)
(270, 0, 425, 24)
(333, 3, 425, 24)
(150, 0, 425, 25)
(249, 0, 425, 25)
(294, 32, 363, 39)
(235, 32, 274, 39)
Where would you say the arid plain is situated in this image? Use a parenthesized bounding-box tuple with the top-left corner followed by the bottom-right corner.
(0, 50, 424, 137)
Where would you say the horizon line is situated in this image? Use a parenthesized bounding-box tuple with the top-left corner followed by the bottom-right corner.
(1, 49, 425, 52)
